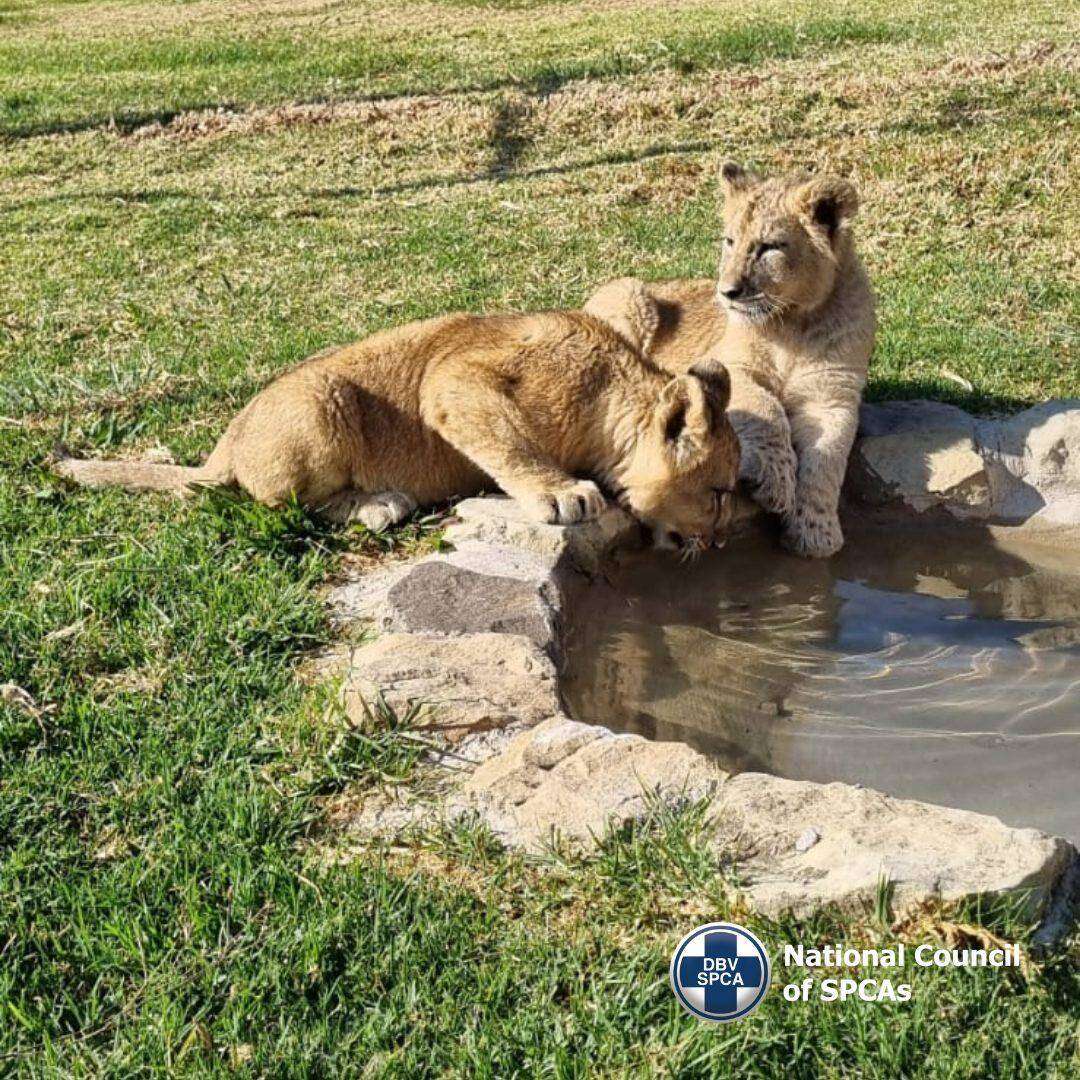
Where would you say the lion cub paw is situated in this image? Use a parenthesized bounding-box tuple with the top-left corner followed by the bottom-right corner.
(323, 489, 418, 531)
(521, 480, 607, 525)
(741, 442, 797, 518)
(783, 508, 844, 559)
(356, 491, 419, 531)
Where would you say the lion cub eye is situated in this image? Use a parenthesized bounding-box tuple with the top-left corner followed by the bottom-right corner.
(722, 237, 734, 247)
(757, 241, 785, 256)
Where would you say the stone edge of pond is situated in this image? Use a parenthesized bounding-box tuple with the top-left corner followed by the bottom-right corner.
(849, 398, 1080, 544)
(327, 479, 1078, 922)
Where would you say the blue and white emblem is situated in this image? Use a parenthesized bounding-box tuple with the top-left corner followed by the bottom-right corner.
(669, 922, 770, 1022)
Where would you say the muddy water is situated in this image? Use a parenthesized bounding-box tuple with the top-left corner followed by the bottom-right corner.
(561, 526, 1080, 842)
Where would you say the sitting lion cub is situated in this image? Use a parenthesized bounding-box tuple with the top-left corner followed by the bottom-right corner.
(587, 163, 875, 557)
(56, 283, 740, 554)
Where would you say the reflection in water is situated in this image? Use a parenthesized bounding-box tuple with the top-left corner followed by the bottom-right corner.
(561, 526, 1080, 841)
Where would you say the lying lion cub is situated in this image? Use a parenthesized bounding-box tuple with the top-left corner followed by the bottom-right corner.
(56, 281, 740, 553)
(588, 163, 875, 557)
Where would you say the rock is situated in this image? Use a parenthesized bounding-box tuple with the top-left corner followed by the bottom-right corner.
(327, 541, 555, 630)
(327, 561, 413, 627)
(715, 773, 1073, 917)
(382, 559, 558, 654)
(448, 724, 1072, 915)
(341, 632, 559, 748)
(857, 400, 975, 441)
(445, 496, 640, 574)
(977, 400, 1080, 529)
(850, 401, 990, 515)
(850, 399, 1080, 542)
(450, 716, 726, 851)
(1031, 854, 1080, 953)
(436, 539, 557, 583)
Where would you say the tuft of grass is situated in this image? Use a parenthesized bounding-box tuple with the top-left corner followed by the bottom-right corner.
(307, 690, 429, 796)
(349, 507, 454, 556)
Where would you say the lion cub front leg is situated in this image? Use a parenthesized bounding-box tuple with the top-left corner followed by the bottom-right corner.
(726, 370, 798, 518)
(783, 392, 861, 558)
(424, 374, 606, 525)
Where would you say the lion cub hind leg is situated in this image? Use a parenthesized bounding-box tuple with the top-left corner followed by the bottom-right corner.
(320, 489, 418, 531)
(582, 277, 659, 354)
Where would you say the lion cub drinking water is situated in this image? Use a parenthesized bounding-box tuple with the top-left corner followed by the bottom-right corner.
(588, 163, 876, 557)
(56, 282, 741, 554)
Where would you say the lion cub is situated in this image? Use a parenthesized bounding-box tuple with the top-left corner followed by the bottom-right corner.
(56, 284, 740, 554)
(588, 163, 875, 557)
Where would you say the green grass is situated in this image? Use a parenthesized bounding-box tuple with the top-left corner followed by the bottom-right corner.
(1, 0, 1079, 1073)
(0, 1, 945, 137)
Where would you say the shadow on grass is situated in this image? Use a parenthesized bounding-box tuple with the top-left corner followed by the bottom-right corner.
(328, 139, 715, 200)
(866, 375, 1037, 416)
(487, 96, 532, 179)
(880, 96, 1074, 139)
(0, 139, 715, 214)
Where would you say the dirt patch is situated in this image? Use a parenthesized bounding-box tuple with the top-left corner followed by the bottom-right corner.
(115, 39, 1077, 151)
(127, 96, 450, 143)
(937, 37, 1072, 76)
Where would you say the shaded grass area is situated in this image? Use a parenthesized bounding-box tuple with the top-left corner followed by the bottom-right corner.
(1, 0, 1079, 1072)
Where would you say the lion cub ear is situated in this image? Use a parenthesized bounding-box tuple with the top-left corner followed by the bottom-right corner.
(688, 361, 731, 416)
(719, 161, 756, 197)
(657, 366, 728, 468)
(794, 176, 859, 239)
(582, 277, 660, 354)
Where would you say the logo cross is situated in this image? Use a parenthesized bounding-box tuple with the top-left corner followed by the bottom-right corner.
(678, 930, 763, 1015)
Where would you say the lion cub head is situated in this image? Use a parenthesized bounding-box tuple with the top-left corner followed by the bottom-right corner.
(716, 162, 859, 324)
(616, 362, 741, 554)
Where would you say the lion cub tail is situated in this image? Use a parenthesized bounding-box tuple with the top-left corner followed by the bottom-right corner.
(52, 454, 216, 496)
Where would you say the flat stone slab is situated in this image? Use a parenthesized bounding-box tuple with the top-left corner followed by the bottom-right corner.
(327, 541, 554, 629)
(383, 559, 558, 653)
(445, 496, 639, 574)
(449, 716, 726, 849)
(342, 632, 559, 748)
(714, 774, 1073, 917)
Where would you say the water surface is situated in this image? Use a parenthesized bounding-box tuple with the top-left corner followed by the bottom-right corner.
(562, 527, 1080, 841)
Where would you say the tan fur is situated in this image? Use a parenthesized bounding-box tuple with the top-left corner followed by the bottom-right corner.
(588, 164, 876, 557)
(55, 281, 741, 552)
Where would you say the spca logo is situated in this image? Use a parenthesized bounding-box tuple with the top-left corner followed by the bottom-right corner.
(669, 923, 770, 1022)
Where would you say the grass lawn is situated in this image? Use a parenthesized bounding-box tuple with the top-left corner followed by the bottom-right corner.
(1, 0, 1078, 1073)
